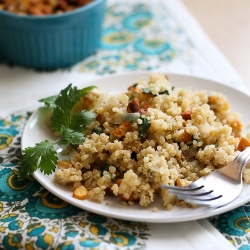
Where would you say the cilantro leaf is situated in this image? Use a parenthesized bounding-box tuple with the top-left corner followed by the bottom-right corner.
(70, 110, 96, 132)
(50, 84, 82, 132)
(57, 128, 85, 147)
(19, 140, 57, 179)
(138, 116, 151, 139)
(39, 86, 96, 108)
(39, 94, 59, 107)
(80, 86, 97, 96)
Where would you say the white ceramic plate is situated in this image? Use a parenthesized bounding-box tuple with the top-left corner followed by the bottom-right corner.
(21, 72, 250, 223)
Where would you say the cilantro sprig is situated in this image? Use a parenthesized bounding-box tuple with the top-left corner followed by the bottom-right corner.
(19, 84, 97, 179)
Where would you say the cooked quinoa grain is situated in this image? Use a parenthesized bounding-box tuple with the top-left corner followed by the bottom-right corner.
(54, 73, 250, 210)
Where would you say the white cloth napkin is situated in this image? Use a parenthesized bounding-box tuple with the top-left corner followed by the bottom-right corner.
(147, 220, 236, 250)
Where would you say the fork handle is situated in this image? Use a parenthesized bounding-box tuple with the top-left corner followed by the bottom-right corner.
(217, 162, 242, 181)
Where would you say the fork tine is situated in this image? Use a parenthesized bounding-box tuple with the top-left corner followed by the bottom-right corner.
(177, 195, 222, 207)
(177, 194, 223, 207)
(169, 189, 214, 197)
(161, 184, 204, 192)
(177, 194, 222, 201)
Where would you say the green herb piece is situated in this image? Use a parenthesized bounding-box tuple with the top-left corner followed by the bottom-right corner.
(143, 88, 169, 96)
(39, 95, 59, 107)
(100, 162, 110, 174)
(50, 84, 82, 132)
(138, 116, 151, 139)
(92, 126, 103, 135)
(57, 128, 85, 147)
(39, 85, 97, 108)
(110, 175, 116, 183)
(79, 86, 97, 96)
(70, 110, 96, 132)
(159, 90, 169, 95)
(19, 140, 58, 179)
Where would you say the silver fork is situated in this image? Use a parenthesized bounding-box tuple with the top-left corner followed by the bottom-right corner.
(162, 146, 250, 207)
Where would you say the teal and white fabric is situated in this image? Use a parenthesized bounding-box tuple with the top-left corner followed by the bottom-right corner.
(0, 1, 249, 249)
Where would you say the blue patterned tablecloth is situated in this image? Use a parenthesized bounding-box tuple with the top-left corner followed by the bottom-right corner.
(0, 1, 250, 249)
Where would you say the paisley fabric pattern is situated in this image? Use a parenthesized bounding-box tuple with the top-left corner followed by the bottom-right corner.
(78, 2, 191, 74)
(0, 2, 250, 250)
(0, 113, 150, 250)
(1, 110, 249, 250)
(209, 205, 250, 250)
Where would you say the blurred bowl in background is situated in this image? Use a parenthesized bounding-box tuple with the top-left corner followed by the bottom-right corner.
(0, 0, 106, 70)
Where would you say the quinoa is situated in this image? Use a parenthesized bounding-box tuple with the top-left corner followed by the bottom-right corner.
(54, 73, 250, 210)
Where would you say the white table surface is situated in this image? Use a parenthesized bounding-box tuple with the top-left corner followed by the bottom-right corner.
(182, 0, 250, 90)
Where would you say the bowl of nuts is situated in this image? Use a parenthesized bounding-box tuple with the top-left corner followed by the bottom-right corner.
(0, 0, 106, 70)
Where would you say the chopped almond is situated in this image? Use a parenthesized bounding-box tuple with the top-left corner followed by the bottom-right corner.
(116, 179, 123, 186)
(237, 137, 250, 151)
(58, 161, 73, 169)
(112, 122, 132, 138)
(181, 130, 192, 143)
(73, 185, 88, 200)
(127, 97, 140, 113)
(176, 179, 182, 187)
(181, 110, 192, 120)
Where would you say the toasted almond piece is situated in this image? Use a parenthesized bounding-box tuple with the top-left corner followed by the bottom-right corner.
(181, 110, 192, 120)
(58, 161, 73, 169)
(73, 185, 88, 200)
(181, 130, 192, 143)
(112, 122, 132, 138)
(237, 137, 250, 151)
(176, 179, 182, 187)
(127, 97, 140, 113)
